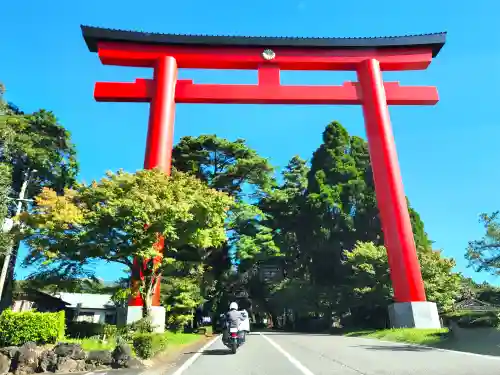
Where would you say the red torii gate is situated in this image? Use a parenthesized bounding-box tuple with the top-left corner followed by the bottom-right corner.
(81, 26, 446, 329)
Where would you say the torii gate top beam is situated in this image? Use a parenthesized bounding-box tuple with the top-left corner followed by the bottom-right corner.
(81, 26, 446, 71)
(80, 26, 446, 106)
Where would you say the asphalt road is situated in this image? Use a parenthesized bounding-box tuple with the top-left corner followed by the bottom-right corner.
(168, 332, 500, 375)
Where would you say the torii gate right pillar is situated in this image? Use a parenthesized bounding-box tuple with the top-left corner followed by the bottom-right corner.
(357, 59, 440, 328)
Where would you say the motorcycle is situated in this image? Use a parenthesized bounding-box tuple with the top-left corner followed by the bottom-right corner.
(221, 314, 247, 354)
(227, 327, 242, 354)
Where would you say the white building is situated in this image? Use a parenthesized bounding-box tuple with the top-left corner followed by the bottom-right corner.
(55, 292, 117, 324)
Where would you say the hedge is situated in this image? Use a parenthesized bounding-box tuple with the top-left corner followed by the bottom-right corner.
(0, 309, 65, 346)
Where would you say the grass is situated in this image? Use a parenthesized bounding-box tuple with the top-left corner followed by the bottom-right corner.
(61, 337, 116, 351)
(344, 328, 449, 345)
(61, 327, 209, 355)
(162, 331, 205, 348)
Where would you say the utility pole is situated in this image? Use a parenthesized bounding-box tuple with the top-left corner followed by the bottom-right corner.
(0, 169, 36, 304)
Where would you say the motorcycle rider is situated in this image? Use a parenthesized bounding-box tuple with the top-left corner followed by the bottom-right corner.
(222, 302, 247, 344)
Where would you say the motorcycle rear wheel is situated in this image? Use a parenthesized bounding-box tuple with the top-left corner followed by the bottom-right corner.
(231, 341, 237, 354)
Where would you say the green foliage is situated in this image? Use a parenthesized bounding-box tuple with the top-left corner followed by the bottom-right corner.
(111, 287, 131, 309)
(103, 324, 118, 338)
(63, 337, 115, 351)
(163, 276, 204, 331)
(0, 84, 78, 306)
(0, 309, 65, 346)
(419, 247, 462, 312)
(344, 241, 461, 314)
(21, 169, 232, 318)
(343, 242, 393, 308)
(466, 211, 500, 275)
(302, 123, 382, 289)
(172, 134, 278, 313)
(172, 134, 274, 200)
(0, 109, 78, 197)
(253, 121, 442, 329)
(443, 310, 500, 328)
(132, 333, 168, 359)
(18, 273, 104, 294)
(345, 328, 449, 345)
(129, 317, 155, 333)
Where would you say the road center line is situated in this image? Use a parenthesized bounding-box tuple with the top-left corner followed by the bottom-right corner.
(258, 333, 316, 375)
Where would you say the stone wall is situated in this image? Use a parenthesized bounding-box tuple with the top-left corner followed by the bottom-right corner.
(0, 342, 144, 375)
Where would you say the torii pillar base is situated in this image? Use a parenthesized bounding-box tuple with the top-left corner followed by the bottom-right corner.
(388, 302, 441, 329)
(127, 306, 166, 333)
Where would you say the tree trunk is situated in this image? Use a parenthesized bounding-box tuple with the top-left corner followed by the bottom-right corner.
(140, 279, 154, 320)
(142, 292, 152, 319)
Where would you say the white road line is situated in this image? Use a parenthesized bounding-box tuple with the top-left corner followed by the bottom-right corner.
(258, 333, 316, 375)
(168, 335, 220, 375)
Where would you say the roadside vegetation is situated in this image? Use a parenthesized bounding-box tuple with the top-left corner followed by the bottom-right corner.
(345, 328, 449, 346)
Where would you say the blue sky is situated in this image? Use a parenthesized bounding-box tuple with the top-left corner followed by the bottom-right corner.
(2, 0, 500, 284)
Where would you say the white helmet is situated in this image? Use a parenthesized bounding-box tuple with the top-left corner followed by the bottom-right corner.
(229, 302, 238, 310)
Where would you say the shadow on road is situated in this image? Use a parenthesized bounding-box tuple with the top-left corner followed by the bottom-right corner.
(202, 349, 233, 355)
(355, 344, 434, 352)
(254, 331, 332, 336)
(183, 349, 232, 356)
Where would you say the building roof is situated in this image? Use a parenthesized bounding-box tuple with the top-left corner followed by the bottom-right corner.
(81, 26, 446, 58)
(15, 288, 71, 306)
(455, 297, 500, 311)
(56, 292, 115, 309)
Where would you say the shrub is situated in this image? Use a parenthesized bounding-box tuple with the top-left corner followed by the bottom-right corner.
(0, 309, 65, 346)
(443, 310, 500, 328)
(66, 321, 105, 338)
(132, 333, 168, 359)
(103, 324, 117, 338)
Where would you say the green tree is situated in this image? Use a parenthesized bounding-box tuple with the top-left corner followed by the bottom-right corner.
(162, 274, 204, 331)
(172, 135, 274, 200)
(21, 169, 233, 319)
(172, 135, 277, 312)
(0, 86, 78, 306)
(466, 211, 500, 275)
(303, 122, 372, 289)
(258, 121, 434, 326)
(344, 241, 461, 326)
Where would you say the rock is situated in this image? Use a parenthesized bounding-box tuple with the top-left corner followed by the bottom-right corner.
(0, 352, 11, 375)
(53, 343, 85, 360)
(86, 351, 112, 366)
(38, 351, 57, 373)
(19, 344, 35, 353)
(0, 348, 18, 359)
(75, 360, 86, 372)
(124, 358, 144, 370)
(111, 344, 132, 368)
(15, 342, 39, 375)
(55, 357, 78, 373)
(84, 362, 96, 371)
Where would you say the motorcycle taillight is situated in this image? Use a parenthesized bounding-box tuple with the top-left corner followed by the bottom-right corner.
(231, 332, 238, 338)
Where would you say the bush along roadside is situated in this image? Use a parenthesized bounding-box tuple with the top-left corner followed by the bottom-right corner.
(0, 310, 65, 346)
(132, 333, 168, 360)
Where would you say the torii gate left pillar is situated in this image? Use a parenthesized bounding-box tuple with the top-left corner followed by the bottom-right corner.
(82, 26, 446, 330)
